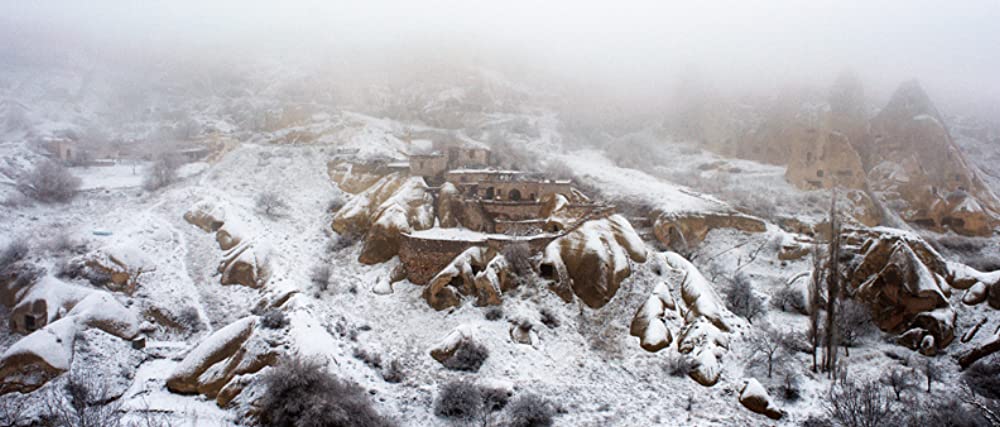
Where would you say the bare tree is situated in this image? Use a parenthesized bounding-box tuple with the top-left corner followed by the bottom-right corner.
(808, 243, 825, 373)
(143, 152, 181, 191)
(921, 358, 941, 393)
(826, 380, 898, 427)
(836, 298, 876, 356)
(747, 326, 788, 378)
(823, 191, 842, 377)
(723, 273, 765, 323)
(17, 160, 82, 203)
(880, 368, 916, 401)
(256, 191, 289, 219)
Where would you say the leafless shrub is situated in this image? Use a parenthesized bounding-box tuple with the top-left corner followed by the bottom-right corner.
(501, 243, 533, 280)
(503, 393, 556, 427)
(310, 264, 331, 292)
(778, 371, 801, 402)
(0, 241, 29, 271)
(836, 298, 876, 355)
(175, 307, 202, 332)
(539, 308, 560, 329)
(880, 368, 917, 401)
(256, 356, 393, 427)
(771, 284, 805, 313)
(484, 306, 504, 321)
(902, 396, 988, 427)
(256, 191, 289, 219)
(826, 380, 898, 427)
(665, 354, 694, 378)
(260, 309, 288, 329)
(434, 380, 484, 421)
(723, 273, 765, 323)
(42, 375, 123, 427)
(442, 339, 489, 372)
(17, 160, 81, 203)
(381, 360, 404, 384)
(0, 192, 33, 209)
(0, 394, 25, 427)
(142, 153, 181, 191)
(353, 347, 383, 370)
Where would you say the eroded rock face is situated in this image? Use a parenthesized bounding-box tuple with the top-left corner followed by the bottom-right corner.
(79, 242, 154, 295)
(652, 212, 765, 251)
(542, 215, 647, 309)
(328, 160, 389, 194)
(332, 173, 435, 265)
(0, 275, 139, 395)
(862, 81, 999, 236)
(185, 199, 271, 288)
(845, 229, 955, 354)
(784, 116, 867, 191)
(166, 315, 284, 407)
(629, 252, 739, 386)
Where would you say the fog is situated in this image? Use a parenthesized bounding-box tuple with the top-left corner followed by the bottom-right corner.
(3, 0, 999, 117)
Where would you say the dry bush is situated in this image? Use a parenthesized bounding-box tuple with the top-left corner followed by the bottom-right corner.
(434, 380, 484, 421)
(880, 368, 917, 401)
(0, 241, 28, 271)
(825, 380, 898, 427)
(260, 309, 288, 329)
(256, 356, 393, 427)
(442, 339, 489, 372)
(352, 347, 383, 370)
(962, 355, 1000, 400)
(484, 306, 504, 321)
(502, 393, 556, 427)
(310, 264, 332, 292)
(256, 191, 289, 219)
(381, 360, 404, 384)
(501, 243, 533, 281)
(143, 153, 181, 191)
(665, 354, 695, 378)
(836, 298, 876, 354)
(42, 375, 123, 427)
(17, 160, 81, 203)
(539, 308, 560, 329)
(723, 273, 765, 323)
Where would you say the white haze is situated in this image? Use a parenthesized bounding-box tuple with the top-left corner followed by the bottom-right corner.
(2, 0, 999, 116)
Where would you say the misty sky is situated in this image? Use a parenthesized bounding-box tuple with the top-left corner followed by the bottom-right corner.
(2, 1, 999, 111)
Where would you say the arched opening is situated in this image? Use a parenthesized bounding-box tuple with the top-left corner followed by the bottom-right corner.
(509, 189, 522, 201)
(485, 187, 495, 199)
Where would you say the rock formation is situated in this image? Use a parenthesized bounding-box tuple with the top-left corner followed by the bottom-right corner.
(739, 378, 784, 420)
(652, 212, 766, 252)
(327, 160, 390, 194)
(540, 215, 647, 309)
(166, 315, 285, 407)
(331, 173, 435, 264)
(185, 199, 271, 288)
(629, 252, 739, 386)
(844, 229, 956, 355)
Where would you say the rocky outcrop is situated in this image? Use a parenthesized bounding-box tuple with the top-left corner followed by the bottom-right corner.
(0, 275, 139, 395)
(629, 282, 680, 352)
(739, 378, 784, 420)
(328, 160, 390, 194)
(862, 81, 999, 236)
(541, 215, 647, 309)
(784, 115, 867, 191)
(652, 212, 765, 251)
(79, 242, 155, 295)
(332, 173, 435, 264)
(629, 252, 739, 386)
(845, 229, 955, 355)
(185, 199, 271, 289)
(166, 315, 285, 407)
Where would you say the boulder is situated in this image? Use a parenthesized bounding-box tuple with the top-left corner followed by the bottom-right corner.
(544, 215, 647, 309)
(677, 318, 729, 387)
(423, 247, 491, 311)
(0, 317, 76, 395)
(218, 241, 271, 289)
(184, 200, 227, 232)
(739, 378, 784, 420)
(629, 282, 679, 352)
(166, 316, 283, 406)
(963, 282, 988, 306)
(429, 325, 476, 363)
(80, 242, 154, 295)
(662, 252, 731, 332)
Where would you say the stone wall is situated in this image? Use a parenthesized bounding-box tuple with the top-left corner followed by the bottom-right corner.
(410, 154, 449, 178)
(399, 235, 485, 285)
